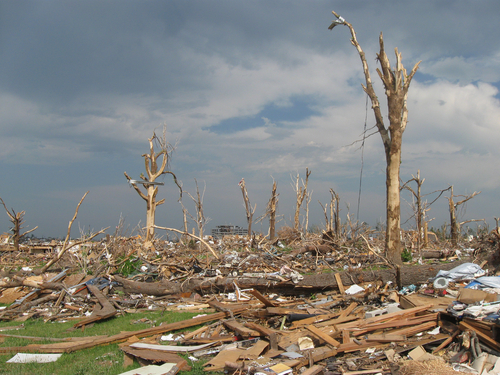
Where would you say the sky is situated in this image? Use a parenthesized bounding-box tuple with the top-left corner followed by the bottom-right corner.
(1, 1, 499, 240)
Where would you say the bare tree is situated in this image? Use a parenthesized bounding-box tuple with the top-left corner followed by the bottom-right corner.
(292, 168, 311, 232)
(124, 126, 181, 245)
(319, 189, 340, 236)
(401, 172, 450, 255)
(185, 179, 211, 239)
(0, 197, 38, 251)
(256, 179, 280, 241)
(40, 191, 108, 273)
(267, 180, 279, 241)
(238, 178, 256, 236)
(303, 189, 313, 235)
(447, 186, 481, 246)
(329, 11, 420, 266)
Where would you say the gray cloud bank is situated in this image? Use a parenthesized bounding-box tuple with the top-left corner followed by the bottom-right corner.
(0, 1, 499, 238)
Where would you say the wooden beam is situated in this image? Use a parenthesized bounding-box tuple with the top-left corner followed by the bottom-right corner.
(305, 325, 340, 347)
(334, 273, 345, 294)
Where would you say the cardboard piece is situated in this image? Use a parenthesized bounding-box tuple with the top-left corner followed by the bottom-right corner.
(399, 294, 451, 310)
(408, 346, 436, 361)
(458, 287, 498, 304)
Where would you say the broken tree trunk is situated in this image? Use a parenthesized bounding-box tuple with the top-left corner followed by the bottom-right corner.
(329, 11, 420, 266)
(238, 178, 256, 236)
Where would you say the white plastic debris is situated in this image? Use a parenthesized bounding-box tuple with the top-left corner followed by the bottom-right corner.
(427, 326, 440, 335)
(7, 353, 62, 363)
(432, 262, 485, 282)
(345, 284, 365, 295)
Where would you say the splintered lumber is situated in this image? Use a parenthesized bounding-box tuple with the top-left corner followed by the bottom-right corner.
(248, 289, 278, 307)
(290, 313, 339, 329)
(181, 325, 209, 341)
(316, 311, 363, 327)
(352, 313, 438, 336)
(130, 342, 213, 352)
(73, 284, 116, 328)
(335, 273, 345, 294)
(432, 329, 460, 353)
(239, 340, 269, 360)
(208, 299, 251, 313)
(366, 334, 407, 342)
(296, 346, 338, 369)
(305, 325, 341, 347)
(301, 365, 325, 375)
(244, 322, 277, 337)
(338, 302, 358, 318)
(267, 306, 306, 315)
(121, 346, 190, 369)
(390, 321, 437, 337)
(11, 309, 245, 354)
(223, 320, 260, 338)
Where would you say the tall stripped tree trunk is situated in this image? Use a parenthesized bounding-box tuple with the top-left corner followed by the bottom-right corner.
(186, 179, 210, 239)
(293, 168, 311, 232)
(124, 126, 181, 246)
(331, 189, 341, 238)
(239, 178, 256, 236)
(329, 11, 420, 266)
(402, 170, 425, 258)
(268, 180, 278, 241)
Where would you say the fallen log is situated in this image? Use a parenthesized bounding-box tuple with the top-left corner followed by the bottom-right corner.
(112, 260, 467, 296)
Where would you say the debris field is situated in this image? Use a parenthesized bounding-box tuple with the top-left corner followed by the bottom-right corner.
(0, 227, 500, 375)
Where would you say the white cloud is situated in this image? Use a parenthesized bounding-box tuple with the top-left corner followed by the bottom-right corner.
(422, 51, 500, 83)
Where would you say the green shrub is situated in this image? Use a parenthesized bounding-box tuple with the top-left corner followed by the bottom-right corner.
(401, 248, 412, 262)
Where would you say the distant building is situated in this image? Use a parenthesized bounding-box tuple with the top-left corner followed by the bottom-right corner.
(211, 225, 247, 238)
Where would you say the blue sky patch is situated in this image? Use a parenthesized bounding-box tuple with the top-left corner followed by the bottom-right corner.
(207, 95, 319, 134)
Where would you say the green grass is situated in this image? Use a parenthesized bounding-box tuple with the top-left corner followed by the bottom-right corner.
(0, 310, 220, 375)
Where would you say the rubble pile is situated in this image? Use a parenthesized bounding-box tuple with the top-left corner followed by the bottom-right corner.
(0, 230, 499, 374)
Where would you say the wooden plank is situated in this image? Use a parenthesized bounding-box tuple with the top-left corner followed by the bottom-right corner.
(366, 334, 407, 342)
(248, 289, 278, 307)
(267, 306, 306, 315)
(305, 325, 340, 347)
(224, 319, 261, 338)
(342, 330, 351, 344)
(335, 273, 345, 294)
(181, 325, 209, 341)
(316, 312, 362, 327)
(296, 346, 337, 369)
(339, 302, 358, 318)
(432, 329, 460, 353)
(73, 284, 116, 328)
(361, 304, 433, 326)
(352, 313, 437, 337)
(41, 309, 244, 353)
(244, 321, 277, 337)
(290, 313, 339, 329)
(390, 321, 436, 337)
(301, 365, 325, 375)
